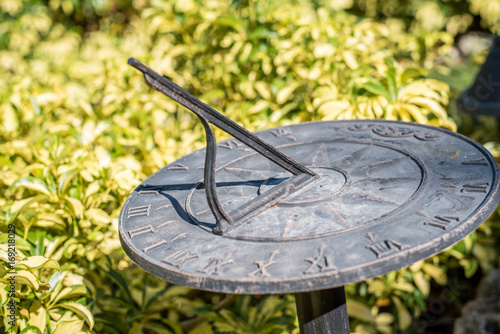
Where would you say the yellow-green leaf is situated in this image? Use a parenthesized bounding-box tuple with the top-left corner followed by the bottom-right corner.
(346, 298, 375, 323)
(391, 296, 411, 330)
(16, 256, 60, 271)
(10, 177, 53, 195)
(342, 50, 358, 69)
(459, 258, 479, 278)
(276, 83, 300, 104)
(36, 213, 67, 230)
(85, 208, 110, 225)
(254, 82, 271, 100)
(375, 312, 395, 325)
(84, 181, 100, 199)
(56, 301, 94, 330)
(66, 197, 84, 218)
(28, 300, 47, 331)
(52, 285, 89, 305)
(409, 96, 447, 120)
(413, 271, 430, 296)
(1, 270, 39, 289)
(422, 263, 447, 285)
(51, 318, 84, 334)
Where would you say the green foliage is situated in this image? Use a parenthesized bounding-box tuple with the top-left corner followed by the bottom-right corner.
(1, 0, 499, 333)
(328, 0, 499, 34)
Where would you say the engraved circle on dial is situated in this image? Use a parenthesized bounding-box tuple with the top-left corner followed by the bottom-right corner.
(186, 141, 425, 241)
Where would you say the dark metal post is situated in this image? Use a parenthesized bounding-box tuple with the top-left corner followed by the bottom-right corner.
(295, 286, 350, 334)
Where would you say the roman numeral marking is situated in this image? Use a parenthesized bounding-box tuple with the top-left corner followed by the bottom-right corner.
(366, 239, 408, 258)
(155, 204, 170, 211)
(197, 241, 209, 250)
(270, 128, 296, 141)
(247, 250, 279, 278)
(304, 245, 337, 274)
(365, 232, 375, 242)
(171, 233, 187, 242)
(142, 240, 167, 253)
(127, 205, 150, 219)
(138, 186, 162, 195)
(128, 224, 154, 238)
(348, 124, 373, 132)
(162, 250, 199, 268)
(218, 140, 251, 151)
(461, 182, 489, 193)
(462, 158, 488, 166)
(167, 163, 188, 170)
(156, 221, 173, 229)
(414, 133, 441, 141)
(425, 216, 460, 230)
(197, 258, 233, 276)
(416, 211, 428, 218)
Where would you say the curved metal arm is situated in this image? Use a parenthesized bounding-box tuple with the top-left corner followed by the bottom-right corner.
(128, 58, 318, 235)
(128, 58, 315, 176)
(198, 117, 233, 233)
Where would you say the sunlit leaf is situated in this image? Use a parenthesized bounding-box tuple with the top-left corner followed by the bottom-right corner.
(10, 177, 53, 196)
(413, 271, 430, 296)
(346, 298, 374, 323)
(51, 315, 84, 334)
(15, 255, 60, 271)
(391, 296, 411, 330)
(0, 270, 39, 289)
(7, 195, 49, 223)
(28, 301, 46, 331)
(56, 301, 94, 330)
(422, 263, 447, 285)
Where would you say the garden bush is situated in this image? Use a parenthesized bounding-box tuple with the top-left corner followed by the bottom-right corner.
(1, 0, 499, 333)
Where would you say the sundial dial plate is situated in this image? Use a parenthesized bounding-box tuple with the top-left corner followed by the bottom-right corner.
(119, 120, 500, 294)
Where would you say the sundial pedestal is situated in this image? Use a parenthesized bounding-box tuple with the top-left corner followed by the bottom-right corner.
(296, 286, 349, 333)
(120, 59, 500, 334)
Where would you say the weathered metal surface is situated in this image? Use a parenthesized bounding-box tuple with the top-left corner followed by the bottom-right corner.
(119, 117, 500, 294)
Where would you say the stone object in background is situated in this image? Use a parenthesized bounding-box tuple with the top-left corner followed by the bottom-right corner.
(454, 269, 500, 334)
(457, 36, 500, 116)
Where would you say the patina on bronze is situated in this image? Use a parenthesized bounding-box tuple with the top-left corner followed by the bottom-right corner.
(120, 59, 500, 333)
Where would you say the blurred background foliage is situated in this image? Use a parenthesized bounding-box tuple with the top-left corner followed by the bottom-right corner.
(1, 0, 500, 333)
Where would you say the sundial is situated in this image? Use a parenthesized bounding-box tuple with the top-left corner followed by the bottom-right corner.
(120, 58, 500, 333)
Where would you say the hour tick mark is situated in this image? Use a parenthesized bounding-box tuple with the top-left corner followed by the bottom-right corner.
(155, 204, 171, 211)
(461, 182, 489, 193)
(127, 205, 150, 219)
(138, 186, 162, 195)
(168, 163, 188, 170)
(425, 216, 460, 230)
(128, 225, 154, 238)
(171, 233, 187, 242)
(142, 240, 167, 253)
(462, 158, 488, 166)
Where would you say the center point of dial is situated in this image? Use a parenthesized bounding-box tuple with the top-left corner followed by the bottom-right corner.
(258, 167, 350, 207)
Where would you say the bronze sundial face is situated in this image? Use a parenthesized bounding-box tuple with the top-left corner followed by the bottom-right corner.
(119, 60, 500, 294)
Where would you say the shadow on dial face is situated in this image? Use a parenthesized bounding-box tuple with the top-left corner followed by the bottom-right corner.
(187, 141, 424, 241)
